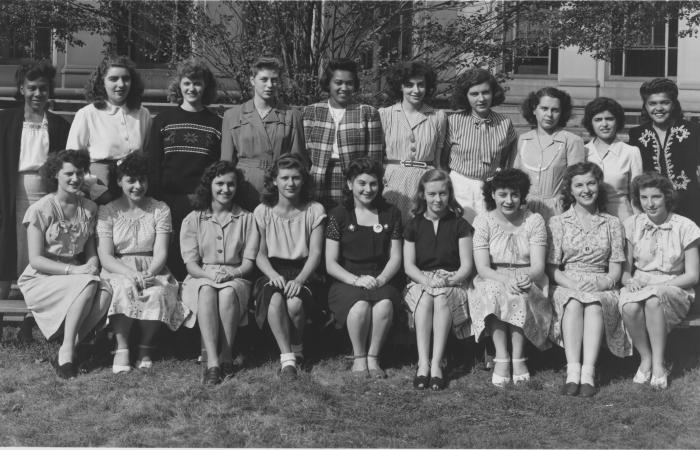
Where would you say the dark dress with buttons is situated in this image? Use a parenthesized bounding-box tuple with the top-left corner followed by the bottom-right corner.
(325, 203, 403, 326)
(628, 119, 700, 224)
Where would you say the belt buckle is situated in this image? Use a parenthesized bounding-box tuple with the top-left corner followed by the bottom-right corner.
(401, 160, 427, 169)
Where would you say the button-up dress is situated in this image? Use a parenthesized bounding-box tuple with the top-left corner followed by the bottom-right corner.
(547, 208, 631, 356)
(619, 213, 700, 330)
(179, 207, 259, 325)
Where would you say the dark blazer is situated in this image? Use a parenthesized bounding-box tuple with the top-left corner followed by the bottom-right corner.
(0, 107, 70, 280)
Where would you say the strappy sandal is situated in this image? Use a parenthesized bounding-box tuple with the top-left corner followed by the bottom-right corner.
(351, 354, 369, 378)
(491, 358, 510, 387)
(367, 354, 387, 379)
(511, 357, 530, 384)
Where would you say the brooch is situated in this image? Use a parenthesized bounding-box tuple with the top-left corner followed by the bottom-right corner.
(373, 223, 384, 233)
(348, 224, 355, 232)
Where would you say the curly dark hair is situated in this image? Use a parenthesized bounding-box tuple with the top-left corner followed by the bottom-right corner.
(191, 161, 244, 211)
(261, 154, 313, 206)
(560, 162, 608, 212)
(14, 59, 56, 101)
(249, 56, 284, 78)
(40, 149, 91, 193)
(521, 86, 573, 129)
(105, 152, 150, 197)
(319, 58, 360, 93)
(451, 68, 505, 113)
(582, 97, 626, 137)
(341, 157, 387, 210)
(385, 61, 437, 103)
(410, 169, 463, 218)
(85, 55, 145, 110)
(639, 78, 684, 126)
(482, 168, 531, 211)
(167, 59, 218, 105)
(631, 171, 676, 212)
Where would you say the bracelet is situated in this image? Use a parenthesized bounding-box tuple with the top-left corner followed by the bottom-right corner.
(64, 265, 71, 275)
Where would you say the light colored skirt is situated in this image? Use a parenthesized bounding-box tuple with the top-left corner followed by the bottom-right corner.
(549, 270, 632, 357)
(384, 164, 431, 225)
(181, 264, 251, 327)
(525, 194, 561, 223)
(619, 270, 694, 332)
(404, 269, 471, 339)
(102, 254, 191, 330)
(17, 262, 111, 339)
(449, 171, 485, 224)
(468, 267, 552, 350)
(15, 172, 46, 278)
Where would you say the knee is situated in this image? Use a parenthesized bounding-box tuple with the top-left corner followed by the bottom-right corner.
(287, 297, 304, 319)
(268, 293, 285, 317)
(584, 303, 603, 318)
(644, 297, 661, 312)
(432, 295, 448, 311)
(622, 302, 642, 318)
(347, 301, 370, 322)
(564, 299, 583, 316)
(374, 300, 394, 322)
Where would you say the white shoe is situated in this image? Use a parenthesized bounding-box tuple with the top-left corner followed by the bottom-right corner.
(650, 372, 668, 389)
(512, 358, 530, 384)
(633, 368, 651, 384)
(491, 358, 511, 387)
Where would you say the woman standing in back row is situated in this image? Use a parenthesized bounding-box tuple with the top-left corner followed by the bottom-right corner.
(221, 57, 306, 211)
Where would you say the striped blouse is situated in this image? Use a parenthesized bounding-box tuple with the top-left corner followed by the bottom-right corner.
(444, 110, 518, 180)
(378, 103, 447, 165)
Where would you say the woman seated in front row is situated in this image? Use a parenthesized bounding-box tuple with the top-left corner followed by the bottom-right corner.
(325, 157, 403, 378)
(468, 168, 552, 387)
(18, 149, 111, 379)
(180, 161, 259, 385)
(96, 152, 192, 373)
(546, 162, 631, 398)
(620, 172, 700, 389)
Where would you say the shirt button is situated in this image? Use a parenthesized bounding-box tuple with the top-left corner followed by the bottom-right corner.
(217, 249, 223, 254)
(217, 236, 223, 240)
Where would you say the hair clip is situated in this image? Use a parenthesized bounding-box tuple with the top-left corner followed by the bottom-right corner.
(486, 167, 502, 182)
(116, 158, 124, 167)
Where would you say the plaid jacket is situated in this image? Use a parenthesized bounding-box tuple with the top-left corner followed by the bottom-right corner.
(303, 101, 384, 182)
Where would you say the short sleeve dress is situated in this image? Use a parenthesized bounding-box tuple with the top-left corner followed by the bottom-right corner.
(179, 207, 258, 326)
(325, 204, 403, 326)
(252, 201, 327, 328)
(619, 213, 700, 330)
(514, 129, 586, 221)
(547, 208, 631, 357)
(467, 210, 552, 349)
(403, 212, 473, 339)
(379, 103, 447, 224)
(17, 194, 111, 339)
(97, 198, 191, 331)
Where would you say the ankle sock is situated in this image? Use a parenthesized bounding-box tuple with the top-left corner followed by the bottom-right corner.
(280, 352, 296, 368)
(581, 364, 596, 386)
(566, 362, 582, 384)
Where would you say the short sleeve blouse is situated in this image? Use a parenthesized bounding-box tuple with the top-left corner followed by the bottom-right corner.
(23, 194, 97, 259)
(97, 198, 171, 255)
(624, 213, 700, 275)
(180, 207, 258, 266)
(254, 201, 326, 260)
(546, 207, 625, 270)
(404, 212, 473, 271)
(325, 204, 402, 269)
(472, 210, 546, 265)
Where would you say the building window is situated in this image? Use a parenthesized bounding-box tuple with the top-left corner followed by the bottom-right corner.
(108, 1, 193, 67)
(506, 15, 558, 76)
(0, 25, 52, 63)
(610, 17, 678, 77)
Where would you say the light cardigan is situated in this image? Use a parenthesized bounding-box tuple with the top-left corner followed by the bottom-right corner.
(67, 102, 152, 161)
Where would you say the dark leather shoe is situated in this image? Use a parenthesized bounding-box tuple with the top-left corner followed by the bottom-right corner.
(561, 382, 579, 396)
(203, 366, 222, 385)
(280, 365, 298, 381)
(430, 376, 446, 391)
(413, 374, 429, 390)
(53, 359, 77, 379)
(221, 362, 236, 380)
(579, 383, 596, 397)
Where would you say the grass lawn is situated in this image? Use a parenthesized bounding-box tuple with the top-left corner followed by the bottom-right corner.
(1, 323, 700, 448)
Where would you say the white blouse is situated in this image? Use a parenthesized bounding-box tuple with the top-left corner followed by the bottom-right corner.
(67, 103, 152, 161)
(18, 116, 50, 172)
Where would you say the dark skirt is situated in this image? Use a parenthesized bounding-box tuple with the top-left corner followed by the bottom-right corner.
(252, 258, 324, 329)
(327, 264, 402, 327)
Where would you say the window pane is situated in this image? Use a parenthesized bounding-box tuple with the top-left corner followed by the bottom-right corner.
(625, 49, 665, 77)
(668, 17, 678, 47)
(652, 21, 665, 46)
(550, 47, 558, 75)
(515, 56, 549, 75)
(610, 49, 623, 76)
(668, 48, 677, 76)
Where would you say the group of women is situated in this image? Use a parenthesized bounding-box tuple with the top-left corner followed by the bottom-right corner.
(0, 55, 698, 396)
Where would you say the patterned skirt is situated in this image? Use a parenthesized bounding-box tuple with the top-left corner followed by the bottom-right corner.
(181, 264, 251, 327)
(549, 270, 631, 357)
(404, 269, 471, 339)
(102, 254, 192, 331)
(468, 267, 552, 349)
(619, 270, 694, 332)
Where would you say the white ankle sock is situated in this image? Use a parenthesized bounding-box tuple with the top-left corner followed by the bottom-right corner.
(280, 352, 296, 368)
(566, 362, 582, 384)
(581, 364, 595, 386)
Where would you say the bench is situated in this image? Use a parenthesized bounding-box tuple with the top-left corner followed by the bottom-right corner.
(0, 284, 32, 341)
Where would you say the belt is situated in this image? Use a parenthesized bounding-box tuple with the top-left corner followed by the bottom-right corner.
(493, 263, 529, 269)
(237, 158, 272, 170)
(563, 263, 607, 273)
(385, 159, 432, 168)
